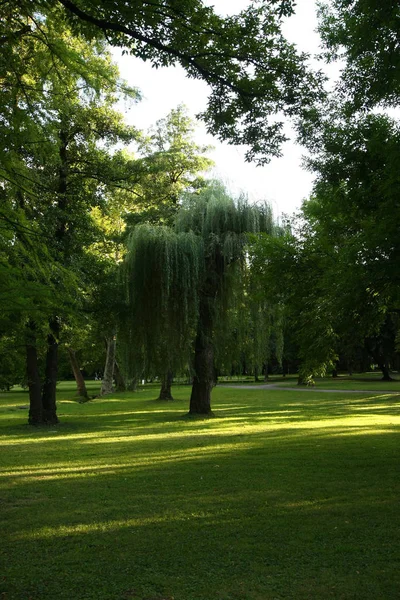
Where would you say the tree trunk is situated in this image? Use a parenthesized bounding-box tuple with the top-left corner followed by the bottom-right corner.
(366, 341, 393, 381)
(101, 335, 116, 395)
(158, 371, 174, 401)
(114, 360, 126, 392)
(26, 324, 42, 425)
(189, 298, 214, 415)
(379, 362, 393, 381)
(67, 347, 89, 401)
(189, 254, 225, 415)
(127, 377, 138, 391)
(264, 362, 269, 382)
(254, 366, 260, 383)
(41, 319, 59, 424)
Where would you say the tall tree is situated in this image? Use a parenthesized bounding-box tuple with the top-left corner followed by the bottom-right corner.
(88, 106, 213, 397)
(121, 182, 274, 414)
(0, 5, 141, 422)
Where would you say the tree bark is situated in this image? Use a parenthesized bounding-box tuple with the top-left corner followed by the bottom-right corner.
(254, 366, 260, 383)
(189, 298, 215, 415)
(379, 362, 393, 381)
(101, 335, 116, 395)
(366, 340, 393, 381)
(127, 377, 138, 391)
(158, 371, 174, 400)
(41, 319, 59, 424)
(67, 347, 89, 401)
(263, 362, 269, 382)
(26, 323, 42, 425)
(114, 360, 126, 392)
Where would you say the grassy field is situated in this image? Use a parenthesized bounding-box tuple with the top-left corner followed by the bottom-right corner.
(1, 381, 400, 599)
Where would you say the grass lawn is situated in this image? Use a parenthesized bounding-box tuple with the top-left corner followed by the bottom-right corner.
(1, 382, 400, 599)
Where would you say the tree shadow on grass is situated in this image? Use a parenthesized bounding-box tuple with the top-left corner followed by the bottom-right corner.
(2, 423, 400, 600)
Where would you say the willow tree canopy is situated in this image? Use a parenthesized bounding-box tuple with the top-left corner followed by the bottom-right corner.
(120, 182, 275, 412)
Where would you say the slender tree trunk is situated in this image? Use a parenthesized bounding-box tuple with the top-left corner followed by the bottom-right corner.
(254, 366, 260, 383)
(101, 335, 116, 395)
(158, 371, 174, 401)
(347, 361, 353, 376)
(41, 319, 59, 424)
(264, 362, 269, 382)
(114, 360, 126, 392)
(67, 347, 89, 401)
(127, 377, 137, 391)
(26, 323, 42, 425)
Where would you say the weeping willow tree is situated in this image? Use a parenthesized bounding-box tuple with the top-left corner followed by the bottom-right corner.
(213, 263, 284, 381)
(121, 181, 274, 414)
(119, 224, 202, 397)
(175, 183, 274, 413)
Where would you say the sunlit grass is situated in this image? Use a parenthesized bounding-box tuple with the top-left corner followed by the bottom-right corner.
(1, 383, 400, 599)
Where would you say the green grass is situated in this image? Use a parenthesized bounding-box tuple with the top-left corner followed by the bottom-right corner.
(1, 382, 400, 599)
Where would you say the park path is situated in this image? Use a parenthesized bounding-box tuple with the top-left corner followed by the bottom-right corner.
(219, 383, 400, 394)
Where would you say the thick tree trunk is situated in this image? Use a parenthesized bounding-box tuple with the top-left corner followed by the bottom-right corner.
(366, 341, 393, 381)
(190, 333, 214, 415)
(41, 319, 59, 424)
(158, 371, 174, 401)
(67, 347, 89, 401)
(189, 253, 226, 415)
(101, 335, 116, 395)
(114, 360, 126, 392)
(26, 324, 42, 425)
(379, 362, 393, 381)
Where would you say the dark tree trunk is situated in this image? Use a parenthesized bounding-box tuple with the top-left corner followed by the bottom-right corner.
(254, 366, 260, 383)
(67, 347, 89, 401)
(366, 340, 393, 381)
(158, 371, 174, 401)
(26, 323, 42, 425)
(332, 368, 338, 378)
(264, 362, 269, 382)
(189, 298, 215, 415)
(127, 377, 138, 391)
(101, 335, 116, 395)
(114, 360, 126, 392)
(189, 253, 225, 415)
(41, 319, 59, 424)
(379, 362, 393, 381)
(347, 360, 353, 376)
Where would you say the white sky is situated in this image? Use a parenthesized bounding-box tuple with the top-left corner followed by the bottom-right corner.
(112, 0, 333, 218)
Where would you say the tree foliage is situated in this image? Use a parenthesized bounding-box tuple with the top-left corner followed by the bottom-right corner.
(5, 0, 324, 165)
(318, 0, 400, 108)
(121, 181, 274, 412)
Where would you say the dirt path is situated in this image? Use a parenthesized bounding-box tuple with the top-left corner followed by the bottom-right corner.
(219, 384, 400, 394)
